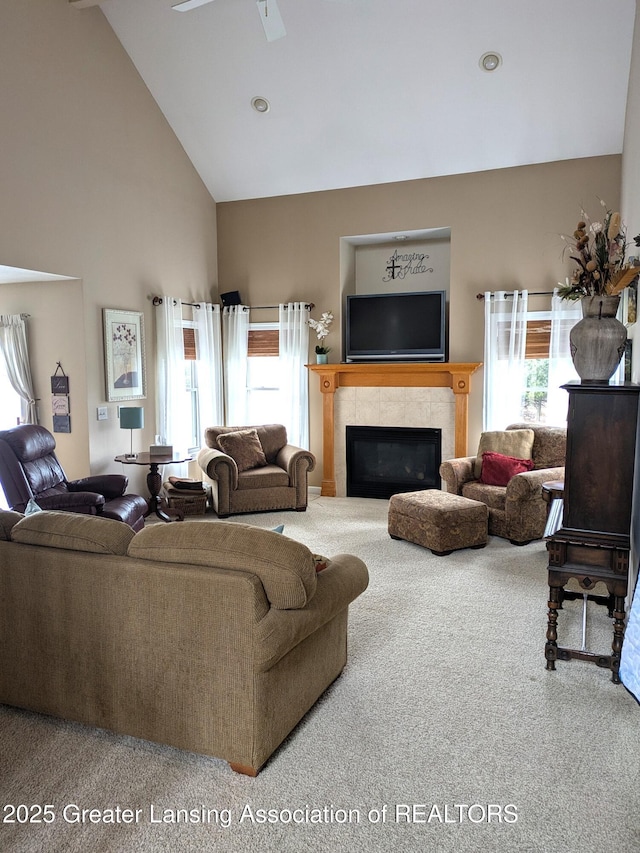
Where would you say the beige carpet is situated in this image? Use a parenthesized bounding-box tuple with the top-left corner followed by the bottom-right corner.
(1, 496, 639, 852)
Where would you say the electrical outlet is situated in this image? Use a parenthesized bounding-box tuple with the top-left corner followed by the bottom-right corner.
(97, 406, 108, 421)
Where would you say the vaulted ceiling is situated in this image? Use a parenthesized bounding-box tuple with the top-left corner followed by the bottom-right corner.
(85, 0, 636, 202)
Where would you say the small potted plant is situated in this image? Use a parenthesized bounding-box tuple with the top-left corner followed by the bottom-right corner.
(309, 311, 334, 363)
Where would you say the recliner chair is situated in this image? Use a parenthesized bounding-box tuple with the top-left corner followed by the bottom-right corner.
(0, 424, 147, 531)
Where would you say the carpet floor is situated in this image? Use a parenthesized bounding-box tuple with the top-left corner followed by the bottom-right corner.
(0, 496, 639, 852)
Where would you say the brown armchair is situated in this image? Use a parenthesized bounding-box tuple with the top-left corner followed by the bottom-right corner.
(197, 424, 316, 518)
(439, 423, 566, 545)
(0, 424, 147, 531)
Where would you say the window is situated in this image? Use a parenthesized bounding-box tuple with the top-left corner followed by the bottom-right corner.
(246, 323, 281, 424)
(0, 359, 22, 431)
(181, 322, 200, 452)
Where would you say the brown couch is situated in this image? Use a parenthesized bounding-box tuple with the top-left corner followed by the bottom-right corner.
(439, 423, 566, 545)
(197, 424, 315, 517)
(0, 510, 368, 775)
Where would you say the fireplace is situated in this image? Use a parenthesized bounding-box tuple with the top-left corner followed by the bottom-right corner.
(346, 425, 442, 499)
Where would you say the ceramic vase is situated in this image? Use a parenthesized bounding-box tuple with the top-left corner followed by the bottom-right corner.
(569, 294, 627, 383)
(316, 353, 328, 364)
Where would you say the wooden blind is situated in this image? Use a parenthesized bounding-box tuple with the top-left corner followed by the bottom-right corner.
(496, 319, 551, 360)
(248, 328, 279, 356)
(183, 327, 196, 361)
(525, 319, 551, 359)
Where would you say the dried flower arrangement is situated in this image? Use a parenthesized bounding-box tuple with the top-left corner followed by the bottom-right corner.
(557, 200, 640, 301)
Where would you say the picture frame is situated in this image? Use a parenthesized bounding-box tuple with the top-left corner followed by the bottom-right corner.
(103, 308, 147, 402)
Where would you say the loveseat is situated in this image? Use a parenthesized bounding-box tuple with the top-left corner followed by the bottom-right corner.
(0, 510, 368, 775)
(439, 423, 566, 544)
(197, 424, 315, 517)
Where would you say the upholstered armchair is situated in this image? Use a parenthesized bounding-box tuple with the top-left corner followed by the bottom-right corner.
(197, 424, 315, 517)
(439, 423, 566, 545)
(0, 424, 147, 531)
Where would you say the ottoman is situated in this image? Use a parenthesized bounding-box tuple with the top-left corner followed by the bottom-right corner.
(388, 489, 488, 556)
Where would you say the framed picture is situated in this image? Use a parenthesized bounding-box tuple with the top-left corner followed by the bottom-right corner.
(103, 309, 147, 402)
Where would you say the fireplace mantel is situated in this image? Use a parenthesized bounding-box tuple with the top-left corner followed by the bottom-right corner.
(308, 362, 481, 496)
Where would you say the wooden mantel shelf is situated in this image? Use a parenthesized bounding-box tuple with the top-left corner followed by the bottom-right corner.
(308, 362, 481, 497)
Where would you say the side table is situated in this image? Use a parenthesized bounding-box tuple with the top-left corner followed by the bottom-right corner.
(115, 452, 193, 522)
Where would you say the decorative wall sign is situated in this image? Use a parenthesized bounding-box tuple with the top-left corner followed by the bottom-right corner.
(50, 363, 69, 395)
(103, 309, 147, 402)
(51, 395, 69, 416)
(51, 362, 71, 432)
(53, 415, 71, 434)
(383, 249, 434, 283)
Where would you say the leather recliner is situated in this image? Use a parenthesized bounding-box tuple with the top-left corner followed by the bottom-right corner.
(0, 424, 147, 531)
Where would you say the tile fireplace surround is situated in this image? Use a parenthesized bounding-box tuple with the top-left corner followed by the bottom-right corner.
(308, 363, 481, 497)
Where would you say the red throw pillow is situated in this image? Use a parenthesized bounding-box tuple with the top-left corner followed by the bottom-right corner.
(480, 450, 534, 487)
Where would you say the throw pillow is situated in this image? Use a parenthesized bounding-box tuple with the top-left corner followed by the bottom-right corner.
(480, 451, 534, 487)
(473, 428, 535, 479)
(313, 554, 330, 573)
(217, 428, 268, 472)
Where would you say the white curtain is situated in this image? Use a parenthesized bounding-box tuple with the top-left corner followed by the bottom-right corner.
(155, 297, 192, 457)
(547, 289, 581, 425)
(483, 290, 528, 430)
(279, 302, 310, 448)
(0, 314, 37, 424)
(193, 302, 224, 429)
(222, 305, 249, 425)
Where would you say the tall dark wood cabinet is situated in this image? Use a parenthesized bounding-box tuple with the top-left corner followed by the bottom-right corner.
(545, 381, 640, 682)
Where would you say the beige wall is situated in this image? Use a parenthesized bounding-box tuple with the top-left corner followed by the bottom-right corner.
(622, 0, 640, 237)
(0, 0, 217, 492)
(217, 156, 622, 484)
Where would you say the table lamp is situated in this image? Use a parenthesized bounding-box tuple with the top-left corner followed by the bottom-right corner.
(120, 406, 144, 458)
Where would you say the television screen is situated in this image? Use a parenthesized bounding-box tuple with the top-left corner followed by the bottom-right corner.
(345, 290, 446, 362)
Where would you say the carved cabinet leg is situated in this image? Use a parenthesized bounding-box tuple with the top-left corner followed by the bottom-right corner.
(610, 595, 626, 684)
(545, 585, 561, 670)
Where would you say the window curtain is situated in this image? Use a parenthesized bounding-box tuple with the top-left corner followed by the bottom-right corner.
(0, 314, 37, 424)
(155, 297, 192, 462)
(547, 289, 581, 425)
(193, 302, 224, 429)
(483, 290, 528, 430)
(279, 302, 310, 448)
(222, 305, 249, 425)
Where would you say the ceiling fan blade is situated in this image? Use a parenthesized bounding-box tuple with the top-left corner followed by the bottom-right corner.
(256, 0, 286, 42)
(172, 0, 217, 11)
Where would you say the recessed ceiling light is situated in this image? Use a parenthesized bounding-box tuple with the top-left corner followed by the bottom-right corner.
(251, 96, 270, 113)
(480, 51, 502, 72)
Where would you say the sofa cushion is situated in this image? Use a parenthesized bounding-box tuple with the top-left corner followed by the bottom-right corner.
(480, 451, 534, 486)
(128, 521, 317, 609)
(473, 429, 535, 479)
(217, 428, 268, 472)
(0, 509, 24, 540)
(10, 510, 135, 554)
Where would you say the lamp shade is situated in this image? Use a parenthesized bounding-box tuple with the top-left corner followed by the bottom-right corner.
(120, 407, 144, 430)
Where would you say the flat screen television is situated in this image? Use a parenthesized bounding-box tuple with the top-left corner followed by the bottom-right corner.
(345, 290, 447, 362)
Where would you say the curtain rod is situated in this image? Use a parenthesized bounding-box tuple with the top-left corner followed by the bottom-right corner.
(152, 296, 314, 311)
(476, 290, 554, 300)
(152, 296, 201, 309)
(245, 303, 314, 311)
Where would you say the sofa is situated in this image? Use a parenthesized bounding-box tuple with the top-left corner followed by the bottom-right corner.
(197, 424, 315, 517)
(0, 510, 368, 775)
(0, 424, 147, 530)
(439, 423, 566, 545)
